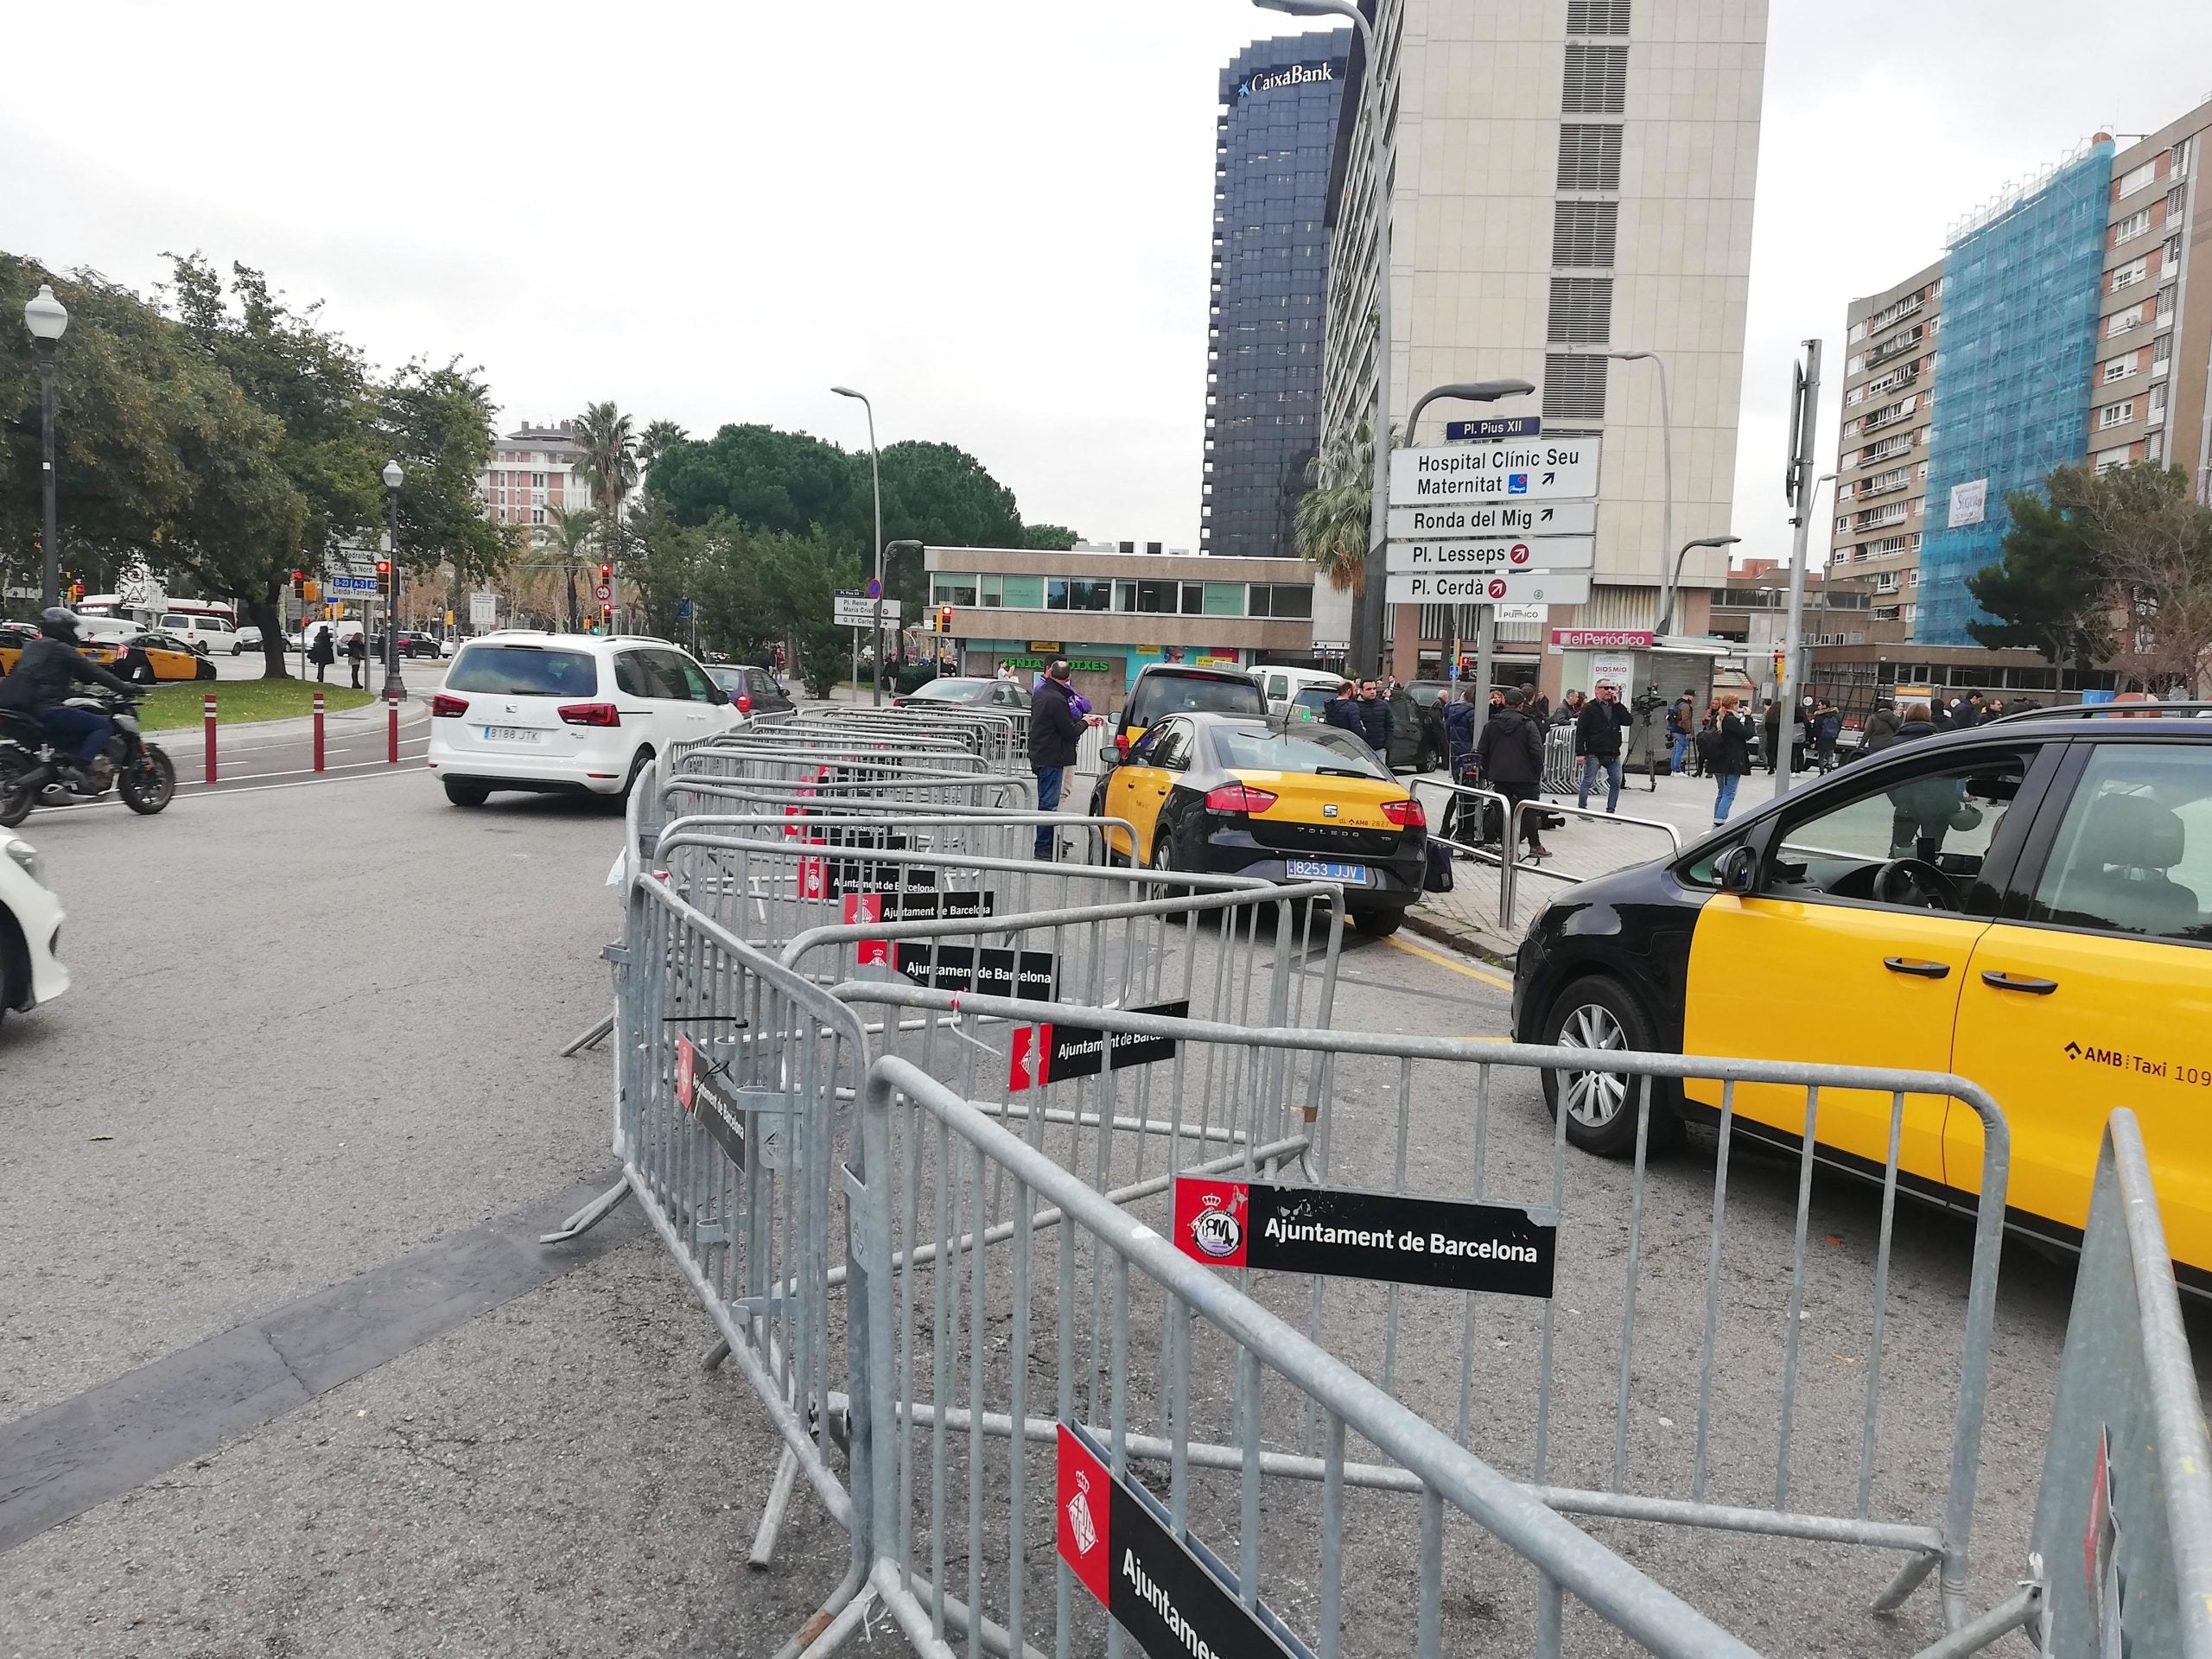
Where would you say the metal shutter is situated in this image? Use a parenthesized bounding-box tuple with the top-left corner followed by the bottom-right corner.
(1561, 44, 1628, 115)
(1551, 200, 1619, 267)
(1555, 124, 1624, 191)
(1548, 276, 1614, 344)
(1543, 354, 1609, 423)
(1566, 0, 1630, 35)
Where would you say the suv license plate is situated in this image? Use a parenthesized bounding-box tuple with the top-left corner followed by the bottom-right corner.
(1286, 859, 1368, 883)
(482, 725, 541, 744)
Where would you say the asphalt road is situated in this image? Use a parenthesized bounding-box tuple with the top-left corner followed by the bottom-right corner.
(0, 767, 2143, 1657)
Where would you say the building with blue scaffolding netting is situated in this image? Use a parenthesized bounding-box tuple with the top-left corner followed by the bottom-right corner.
(1916, 141, 2114, 645)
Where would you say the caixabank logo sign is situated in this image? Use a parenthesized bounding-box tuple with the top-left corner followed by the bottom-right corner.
(1057, 1422, 1303, 1659)
(1235, 60, 1338, 99)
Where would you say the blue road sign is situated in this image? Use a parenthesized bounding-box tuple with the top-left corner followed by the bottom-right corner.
(327, 575, 378, 593)
(865, 577, 883, 600)
(676, 598, 693, 620)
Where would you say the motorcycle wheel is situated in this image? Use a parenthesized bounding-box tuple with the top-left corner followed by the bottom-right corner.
(0, 752, 35, 829)
(120, 747, 176, 815)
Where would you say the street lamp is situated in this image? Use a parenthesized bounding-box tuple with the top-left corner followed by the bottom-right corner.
(1258, 0, 1392, 677)
(381, 459, 406, 700)
(1658, 535, 1740, 638)
(22, 283, 68, 611)
(1403, 380, 1537, 700)
(831, 385, 886, 705)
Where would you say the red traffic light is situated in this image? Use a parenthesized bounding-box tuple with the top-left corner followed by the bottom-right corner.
(599, 563, 613, 582)
(375, 559, 391, 575)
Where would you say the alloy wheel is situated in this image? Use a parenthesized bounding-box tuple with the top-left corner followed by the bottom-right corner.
(1557, 1001, 1630, 1128)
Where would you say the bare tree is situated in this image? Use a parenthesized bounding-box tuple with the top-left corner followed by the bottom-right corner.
(2072, 464, 2212, 696)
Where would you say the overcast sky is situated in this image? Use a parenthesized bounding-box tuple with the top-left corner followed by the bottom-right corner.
(10, 3, 2212, 569)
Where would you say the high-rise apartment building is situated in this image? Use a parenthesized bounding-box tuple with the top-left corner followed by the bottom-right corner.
(1202, 33, 1351, 561)
(479, 421, 591, 532)
(1834, 264, 1941, 641)
(1318, 0, 1766, 688)
(1827, 94, 2210, 681)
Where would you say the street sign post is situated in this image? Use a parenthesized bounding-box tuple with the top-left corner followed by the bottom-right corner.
(468, 592, 498, 628)
(1384, 569, 1592, 607)
(833, 594, 903, 628)
(1387, 499, 1597, 541)
(1388, 438, 1602, 506)
(1386, 537, 1595, 574)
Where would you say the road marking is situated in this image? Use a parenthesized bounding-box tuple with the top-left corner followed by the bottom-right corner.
(0, 1172, 642, 1554)
(1382, 932, 1516, 991)
(24, 762, 428, 816)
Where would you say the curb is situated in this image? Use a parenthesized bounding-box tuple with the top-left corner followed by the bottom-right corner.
(1402, 906, 1520, 973)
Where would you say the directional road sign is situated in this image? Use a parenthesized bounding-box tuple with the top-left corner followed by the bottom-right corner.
(1384, 569, 1592, 607)
(327, 575, 378, 594)
(833, 594, 903, 627)
(1387, 536, 1594, 575)
(1388, 499, 1597, 541)
(1443, 415, 1541, 443)
(1388, 437, 1602, 507)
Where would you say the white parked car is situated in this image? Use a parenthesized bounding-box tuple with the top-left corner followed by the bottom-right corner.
(427, 633, 745, 805)
(0, 835, 67, 1024)
(157, 613, 240, 655)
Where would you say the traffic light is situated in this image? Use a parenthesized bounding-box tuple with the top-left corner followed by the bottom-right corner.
(938, 606, 954, 634)
(67, 580, 83, 604)
(1772, 648, 1787, 683)
(292, 570, 307, 598)
(599, 563, 613, 584)
(376, 559, 392, 601)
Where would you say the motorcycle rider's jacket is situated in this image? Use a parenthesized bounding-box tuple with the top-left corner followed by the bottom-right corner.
(0, 638, 137, 715)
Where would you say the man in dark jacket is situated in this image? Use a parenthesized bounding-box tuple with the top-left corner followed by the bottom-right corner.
(1574, 681, 1631, 813)
(1356, 679, 1392, 755)
(1475, 687, 1550, 858)
(1321, 681, 1363, 734)
(0, 607, 137, 791)
(308, 622, 336, 683)
(1861, 700, 1902, 753)
(1444, 689, 1479, 775)
(1762, 696, 1783, 773)
(1026, 659, 1085, 859)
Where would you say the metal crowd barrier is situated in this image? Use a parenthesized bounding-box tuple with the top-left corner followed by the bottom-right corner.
(825, 985, 2013, 1650)
(1541, 721, 1578, 795)
(787, 706, 1027, 769)
(1408, 777, 1682, 931)
(841, 1052, 1764, 1659)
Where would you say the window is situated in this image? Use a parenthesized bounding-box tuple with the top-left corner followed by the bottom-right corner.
(932, 575, 979, 607)
(2111, 257, 2148, 292)
(2094, 446, 2133, 475)
(531, 506, 545, 525)
(1268, 583, 1313, 620)
(1134, 580, 1179, 614)
(1180, 582, 1205, 615)
(1203, 582, 1245, 617)
(1001, 575, 1044, 609)
(2098, 400, 2135, 430)
(1048, 578, 1112, 613)
(1213, 726, 1387, 780)
(1543, 353, 1608, 421)
(1552, 200, 1619, 266)
(2029, 746, 2212, 943)
(448, 645, 600, 698)
(532, 473, 547, 488)
(1561, 44, 1628, 113)
(2109, 305, 2144, 337)
(2111, 207, 2151, 245)
(1765, 749, 2031, 913)
(1556, 124, 1624, 190)
(2102, 353, 2137, 384)
(2117, 158, 2160, 199)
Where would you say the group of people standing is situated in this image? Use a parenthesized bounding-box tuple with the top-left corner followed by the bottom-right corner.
(305, 622, 370, 688)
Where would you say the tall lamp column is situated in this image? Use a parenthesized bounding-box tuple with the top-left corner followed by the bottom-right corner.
(382, 460, 407, 700)
(23, 284, 70, 611)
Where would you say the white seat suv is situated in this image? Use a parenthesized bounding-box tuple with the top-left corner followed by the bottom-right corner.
(427, 632, 746, 806)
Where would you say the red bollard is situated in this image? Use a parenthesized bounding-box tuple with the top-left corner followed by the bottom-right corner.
(312, 691, 326, 772)
(387, 691, 399, 764)
(202, 692, 218, 784)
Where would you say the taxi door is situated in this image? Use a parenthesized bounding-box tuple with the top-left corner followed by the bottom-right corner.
(1948, 739, 2212, 1277)
(1103, 719, 1182, 863)
(1681, 742, 2038, 1181)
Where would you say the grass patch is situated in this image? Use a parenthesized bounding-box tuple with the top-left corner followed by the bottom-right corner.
(139, 680, 378, 730)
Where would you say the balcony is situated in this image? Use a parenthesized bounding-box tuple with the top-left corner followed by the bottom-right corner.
(1863, 365, 1920, 400)
(1866, 290, 1925, 333)
(1862, 397, 1919, 434)
(1864, 325, 1925, 368)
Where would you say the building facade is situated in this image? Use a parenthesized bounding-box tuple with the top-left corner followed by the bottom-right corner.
(1318, 0, 1767, 685)
(1204, 34, 1351, 562)
(925, 545, 1316, 714)
(1834, 262, 1942, 641)
(1831, 96, 2212, 662)
(478, 421, 592, 532)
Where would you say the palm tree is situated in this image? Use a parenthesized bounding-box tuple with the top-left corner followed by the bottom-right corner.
(541, 504, 601, 633)
(1294, 416, 1385, 592)
(572, 402, 639, 568)
(638, 419, 689, 470)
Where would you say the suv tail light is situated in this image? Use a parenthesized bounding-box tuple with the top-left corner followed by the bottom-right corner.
(557, 702, 620, 728)
(1204, 783, 1278, 815)
(1380, 798, 1426, 829)
(429, 693, 468, 718)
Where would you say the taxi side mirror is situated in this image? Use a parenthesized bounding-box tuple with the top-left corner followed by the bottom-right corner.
(1715, 843, 1758, 895)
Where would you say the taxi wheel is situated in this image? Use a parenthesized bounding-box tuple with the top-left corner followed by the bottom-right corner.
(1351, 906, 1406, 938)
(1147, 832, 1192, 921)
(1540, 976, 1681, 1159)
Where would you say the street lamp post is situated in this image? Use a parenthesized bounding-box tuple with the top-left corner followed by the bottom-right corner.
(1258, 0, 1392, 677)
(1658, 535, 1741, 639)
(1402, 380, 1538, 702)
(22, 284, 69, 611)
(1566, 346, 1675, 638)
(831, 386, 887, 705)
(381, 460, 407, 700)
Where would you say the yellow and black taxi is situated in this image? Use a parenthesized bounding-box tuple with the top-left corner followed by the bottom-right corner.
(1091, 712, 1427, 936)
(1108, 663, 1265, 760)
(1512, 702, 2212, 1287)
(3, 627, 206, 683)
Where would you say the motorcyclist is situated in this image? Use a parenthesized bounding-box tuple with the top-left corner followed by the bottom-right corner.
(0, 607, 137, 791)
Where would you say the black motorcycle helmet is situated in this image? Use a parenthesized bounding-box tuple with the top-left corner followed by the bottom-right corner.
(38, 607, 81, 643)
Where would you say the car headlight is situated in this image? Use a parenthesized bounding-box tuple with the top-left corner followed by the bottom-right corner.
(4, 837, 45, 889)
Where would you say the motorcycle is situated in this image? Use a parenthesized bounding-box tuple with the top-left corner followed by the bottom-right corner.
(0, 689, 176, 826)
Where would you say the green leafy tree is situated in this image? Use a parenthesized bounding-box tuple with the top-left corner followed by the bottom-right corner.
(572, 401, 639, 566)
(1020, 523, 1080, 550)
(637, 419, 688, 470)
(621, 495, 705, 642)
(539, 504, 601, 633)
(1965, 471, 2112, 672)
(645, 423, 864, 540)
(383, 358, 509, 630)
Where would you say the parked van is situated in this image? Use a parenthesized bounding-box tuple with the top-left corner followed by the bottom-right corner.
(158, 613, 239, 655)
(1256, 664, 1347, 721)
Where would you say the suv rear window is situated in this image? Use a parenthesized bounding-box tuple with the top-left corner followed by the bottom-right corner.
(448, 645, 599, 698)
(1128, 672, 1262, 728)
